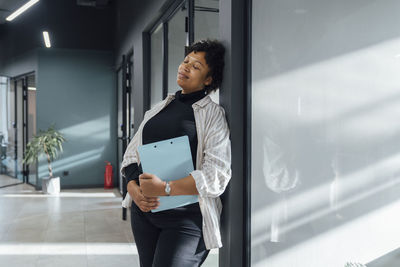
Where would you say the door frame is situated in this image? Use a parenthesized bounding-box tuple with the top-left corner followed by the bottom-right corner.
(218, 0, 251, 266)
(116, 49, 134, 220)
(5, 71, 37, 188)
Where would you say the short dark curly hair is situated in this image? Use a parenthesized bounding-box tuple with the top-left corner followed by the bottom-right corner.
(186, 39, 225, 94)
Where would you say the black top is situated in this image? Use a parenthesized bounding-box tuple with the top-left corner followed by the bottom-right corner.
(125, 89, 207, 184)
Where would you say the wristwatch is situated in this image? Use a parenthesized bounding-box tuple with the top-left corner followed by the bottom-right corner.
(165, 181, 171, 196)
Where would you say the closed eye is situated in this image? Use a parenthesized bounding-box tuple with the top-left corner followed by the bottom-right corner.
(182, 60, 201, 70)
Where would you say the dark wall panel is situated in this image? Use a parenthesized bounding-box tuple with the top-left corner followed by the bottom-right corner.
(219, 0, 247, 266)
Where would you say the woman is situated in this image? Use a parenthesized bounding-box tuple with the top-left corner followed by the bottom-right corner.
(121, 39, 231, 267)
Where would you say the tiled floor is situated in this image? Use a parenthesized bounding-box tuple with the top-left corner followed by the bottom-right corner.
(0, 175, 218, 267)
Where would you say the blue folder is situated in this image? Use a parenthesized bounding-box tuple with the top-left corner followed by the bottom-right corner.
(137, 135, 198, 212)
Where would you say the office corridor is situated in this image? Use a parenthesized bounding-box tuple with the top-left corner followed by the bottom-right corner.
(0, 175, 218, 267)
(0, 175, 139, 267)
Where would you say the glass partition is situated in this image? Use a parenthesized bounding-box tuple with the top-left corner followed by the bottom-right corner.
(251, 1, 400, 266)
(117, 54, 134, 196)
(150, 23, 164, 108)
(117, 67, 124, 193)
(0, 77, 10, 176)
(0, 74, 37, 186)
(194, 0, 219, 41)
(0, 78, 23, 180)
(5, 78, 16, 177)
(195, 0, 219, 104)
(26, 74, 37, 186)
(16, 79, 24, 181)
(168, 5, 187, 95)
(149, 0, 221, 108)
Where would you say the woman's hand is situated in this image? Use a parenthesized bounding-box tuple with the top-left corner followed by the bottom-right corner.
(139, 173, 166, 197)
(127, 180, 159, 212)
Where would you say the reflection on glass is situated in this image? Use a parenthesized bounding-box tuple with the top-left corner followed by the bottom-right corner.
(150, 23, 164, 108)
(251, 0, 400, 266)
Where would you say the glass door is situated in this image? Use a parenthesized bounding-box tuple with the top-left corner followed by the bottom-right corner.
(1, 73, 36, 187)
(4, 77, 25, 182)
(117, 66, 124, 194)
(25, 74, 37, 187)
(167, 3, 187, 95)
(117, 53, 134, 220)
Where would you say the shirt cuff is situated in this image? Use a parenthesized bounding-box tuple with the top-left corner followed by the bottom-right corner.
(190, 170, 208, 197)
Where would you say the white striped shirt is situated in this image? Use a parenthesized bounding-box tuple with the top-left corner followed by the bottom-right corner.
(121, 93, 232, 249)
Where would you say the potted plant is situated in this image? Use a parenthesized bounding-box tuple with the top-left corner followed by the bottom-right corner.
(23, 125, 66, 195)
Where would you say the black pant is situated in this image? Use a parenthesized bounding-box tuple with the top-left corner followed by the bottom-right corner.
(130, 202, 210, 267)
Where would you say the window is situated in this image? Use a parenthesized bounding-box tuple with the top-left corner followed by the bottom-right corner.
(150, 23, 164, 108)
(251, 1, 400, 266)
(148, 0, 221, 108)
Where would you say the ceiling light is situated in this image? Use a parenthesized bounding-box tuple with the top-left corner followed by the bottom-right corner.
(43, 31, 51, 48)
(6, 0, 40, 22)
(27, 87, 36, 91)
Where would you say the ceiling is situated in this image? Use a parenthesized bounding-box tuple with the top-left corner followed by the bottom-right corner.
(0, 0, 30, 24)
(0, 0, 111, 24)
(0, 0, 115, 62)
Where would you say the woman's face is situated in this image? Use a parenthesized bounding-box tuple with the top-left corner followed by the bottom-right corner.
(177, 51, 212, 94)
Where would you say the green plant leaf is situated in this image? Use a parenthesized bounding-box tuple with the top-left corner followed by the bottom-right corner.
(23, 125, 66, 177)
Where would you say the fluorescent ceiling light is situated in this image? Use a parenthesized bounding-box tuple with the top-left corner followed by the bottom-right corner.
(6, 0, 40, 22)
(27, 87, 36, 91)
(43, 31, 51, 48)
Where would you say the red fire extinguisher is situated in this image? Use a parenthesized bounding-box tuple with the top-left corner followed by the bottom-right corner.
(104, 161, 113, 189)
